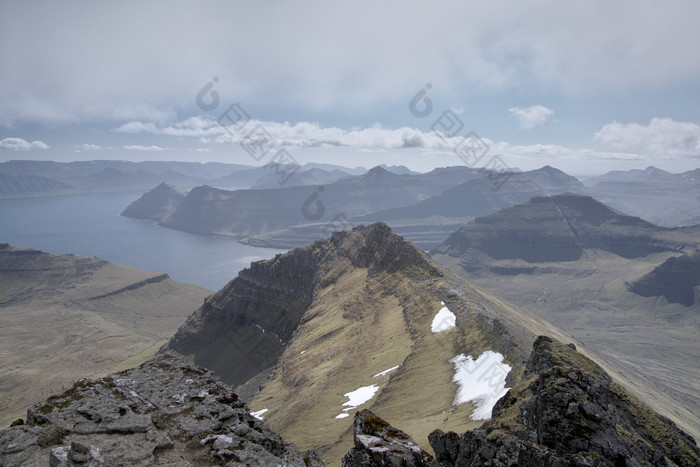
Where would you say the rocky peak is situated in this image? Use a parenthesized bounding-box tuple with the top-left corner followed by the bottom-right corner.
(429, 336, 700, 466)
(364, 166, 398, 180)
(0, 353, 324, 466)
(342, 410, 434, 466)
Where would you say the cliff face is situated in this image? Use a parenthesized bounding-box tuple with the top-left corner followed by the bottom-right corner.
(629, 253, 700, 306)
(120, 182, 187, 221)
(432, 193, 699, 263)
(0, 353, 324, 466)
(344, 337, 700, 466)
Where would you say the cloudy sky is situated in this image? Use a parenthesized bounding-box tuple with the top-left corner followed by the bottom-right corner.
(1, 0, 699, 175)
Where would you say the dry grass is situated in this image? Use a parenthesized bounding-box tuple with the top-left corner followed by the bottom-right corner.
(433, 248, 700, 441)
(0, 249, 210, 427)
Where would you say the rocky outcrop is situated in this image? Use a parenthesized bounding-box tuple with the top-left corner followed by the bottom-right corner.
(121, 182, 187, 221)
(344, 337, 700, 466)
(342, 410, 434, 466)
(428, 336, 700, 466)
(0, 353, 324, 466)
(629, 253, 700, 306)
(432, 193, 700, 263)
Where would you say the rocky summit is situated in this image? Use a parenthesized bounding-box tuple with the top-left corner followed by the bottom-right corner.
(0, 353, 323, 466)
(344, 337, 700, 467)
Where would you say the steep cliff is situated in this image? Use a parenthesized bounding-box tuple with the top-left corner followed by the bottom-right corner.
(629, 253, 700, 306)
(431, 193, 699, 263)
(121, 182, 187, 221)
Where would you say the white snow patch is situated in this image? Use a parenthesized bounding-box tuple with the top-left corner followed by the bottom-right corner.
(300, 350, 306, 355)
(431, 301, 456, 333)
(342, 385, 380, 409)
(373, 365, 400, 378)
(250, 408, 269, 420)
(449, 351, 512, 420)
(335, 413, 350, 419)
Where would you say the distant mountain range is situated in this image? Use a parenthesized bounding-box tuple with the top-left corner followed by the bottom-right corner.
(123, 165, 590, 249)
(585, 166, 700, 226)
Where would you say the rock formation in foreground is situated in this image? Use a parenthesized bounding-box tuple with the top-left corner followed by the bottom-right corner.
(0, 353, 323, 466)
(344, 337, 700, 467)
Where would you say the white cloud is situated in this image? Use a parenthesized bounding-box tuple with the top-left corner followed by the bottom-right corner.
(594, 118, 700, 157)
(116, 118, 457, 151)
(123, 145, 167, 151)
(79, 143, 104, 150)
(0, 137, 49, 150)
(508, 105, 554, 129)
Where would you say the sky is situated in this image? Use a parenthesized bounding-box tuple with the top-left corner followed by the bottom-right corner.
(1, 1, 699, 176)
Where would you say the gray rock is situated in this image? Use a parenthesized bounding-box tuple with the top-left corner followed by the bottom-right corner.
(342, 409, 435, 466)
(0, 353, 324, 466)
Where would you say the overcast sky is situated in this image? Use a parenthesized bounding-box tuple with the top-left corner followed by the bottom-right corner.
(1, 1, 699, 175)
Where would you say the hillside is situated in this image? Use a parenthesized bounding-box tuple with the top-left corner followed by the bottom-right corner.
(0, 243, 211, 427)
(160, 223, 693, 465)
(121, 182, 187, 221)
(430, 194, 700, 440)
(0, 172, 76, 198)
(346, 337, 700, 466)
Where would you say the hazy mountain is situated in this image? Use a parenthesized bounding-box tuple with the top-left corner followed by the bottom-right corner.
(0, 160, 254, 195)
(430, 194, 700, 439)
(157, 166, 482, 242)
(584, 166, 700, 226)
(121, 182, 187, 221)
(160, 223, 697, 463)
(377, 164, 420, 175)
(302, 162, 367, 175)
(344, 166, 585, 249)
(251, 167, 351, 189)
(431, 193, 698, 262)
(0, 160, 251, 181)
(0, 243, 210, 427)
(0, 172, 75, 198)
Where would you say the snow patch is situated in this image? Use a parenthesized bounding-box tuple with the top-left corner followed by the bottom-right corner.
(342, 385, 379, 409)
(250, 408, 269, 420)
(373, 365, 400, 377)
(431, 301, 456, 333)
(335, 413, 350, 419)
(449, 351, 511, 420)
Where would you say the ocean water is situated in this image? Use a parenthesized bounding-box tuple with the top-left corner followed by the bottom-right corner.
(0, 192, 286, 291)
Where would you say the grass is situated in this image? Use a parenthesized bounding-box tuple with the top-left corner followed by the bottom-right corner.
(0, 247, 210, 428)
(432, 247, 700, 442)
